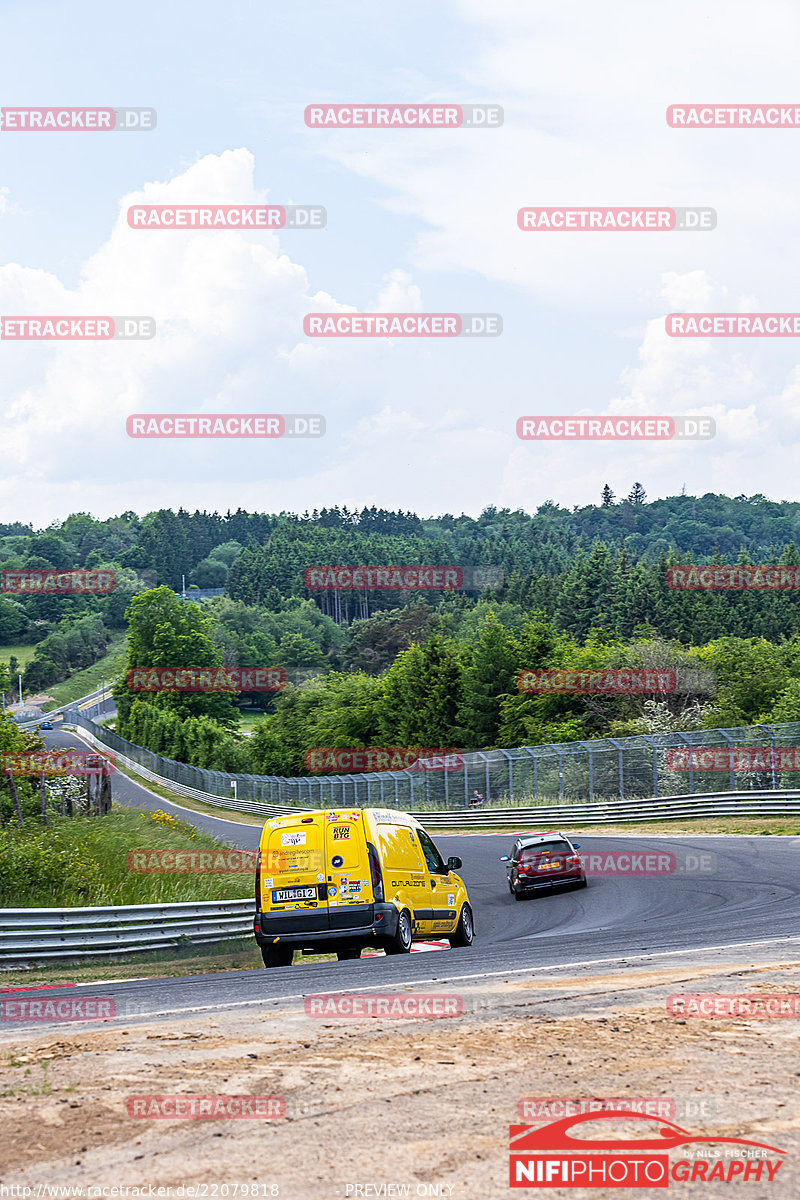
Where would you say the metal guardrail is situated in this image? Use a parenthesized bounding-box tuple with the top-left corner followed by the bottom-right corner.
(414, 792, 800, 827)
(0, 899, 255, 963)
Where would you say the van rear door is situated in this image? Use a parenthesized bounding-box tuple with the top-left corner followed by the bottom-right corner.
(323, 811, 373, 918)
(261, 818, 327, 922)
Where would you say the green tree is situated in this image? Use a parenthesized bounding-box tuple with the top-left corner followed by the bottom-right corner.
(115, 587, 239, 732)
(457, 612, 518, 748)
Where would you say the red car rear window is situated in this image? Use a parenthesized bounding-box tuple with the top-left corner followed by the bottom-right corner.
(520, 841, 570, 861)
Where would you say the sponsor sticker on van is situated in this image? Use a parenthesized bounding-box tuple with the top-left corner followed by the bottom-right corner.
(281, 831, 306, 846)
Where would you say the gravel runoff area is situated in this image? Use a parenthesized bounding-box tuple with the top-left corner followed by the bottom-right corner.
(0, 955, 798, 1199)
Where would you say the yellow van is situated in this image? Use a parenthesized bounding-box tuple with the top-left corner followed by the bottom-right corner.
(253, 807, 474, 966)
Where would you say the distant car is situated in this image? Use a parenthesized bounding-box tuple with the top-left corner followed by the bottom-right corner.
(40, 721, 53, 730)
(500, 832, 586, 900)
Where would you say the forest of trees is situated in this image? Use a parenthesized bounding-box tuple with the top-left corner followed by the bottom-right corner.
(7, 491, 800, 775)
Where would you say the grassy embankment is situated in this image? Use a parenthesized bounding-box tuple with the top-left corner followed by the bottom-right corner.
(41, 634, 127, 710)
(0, 805, 253, 909)
(0, 645, 37, 672)
(0, 804, 340, 982)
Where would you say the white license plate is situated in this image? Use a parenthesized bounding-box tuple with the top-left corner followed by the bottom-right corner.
(272, 886, 316, 902)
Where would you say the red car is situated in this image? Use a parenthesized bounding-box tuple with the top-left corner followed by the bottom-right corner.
(500, 832, 586, 900)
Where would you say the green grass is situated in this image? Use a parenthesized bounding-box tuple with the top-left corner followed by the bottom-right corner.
(43, 633, 127, 709)
(235, 710, 268, 735)
(0, 939, 352, 984)
(0, 940, 267, 985)
(0, 644, 37, 671)
(0, 804, 256, 907)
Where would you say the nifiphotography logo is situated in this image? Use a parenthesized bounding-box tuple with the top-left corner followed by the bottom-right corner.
(509, 1111, 785, 1187)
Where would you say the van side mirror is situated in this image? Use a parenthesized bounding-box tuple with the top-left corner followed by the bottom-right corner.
(572, 842, 581, 849)
(499, 855, 510, 862)
(447, 856, 462, 871)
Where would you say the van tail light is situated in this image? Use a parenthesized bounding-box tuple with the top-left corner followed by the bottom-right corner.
(255, 848, 261, 909)
(567, 855, 581, 867)
(367, 842, 384, 902)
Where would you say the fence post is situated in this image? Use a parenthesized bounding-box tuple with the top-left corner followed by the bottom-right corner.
(676, 733, 694, 794)
(642, 736, 658, 798)
(578, 742, 594, 801)
(758, 724, 778, 790)
(547, 745, 564, 800)
(608, 738, 624, 799)
(499, 749, 513, 802)
(7, 772, 23, 827)
(40, 771, 47, 825)
(719, 730, 735, 793)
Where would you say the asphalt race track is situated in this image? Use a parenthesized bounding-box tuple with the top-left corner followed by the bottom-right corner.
(14, 727, 800, 1028)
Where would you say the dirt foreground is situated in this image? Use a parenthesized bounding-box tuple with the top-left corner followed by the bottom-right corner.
(1, 959, 799, 1200)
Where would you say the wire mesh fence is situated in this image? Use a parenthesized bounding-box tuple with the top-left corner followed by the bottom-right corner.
(67, 702, 800, 812)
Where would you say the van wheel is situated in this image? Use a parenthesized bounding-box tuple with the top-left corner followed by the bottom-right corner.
(261, 944, 294, 968)
(514, 889, 525, 901)
(383, 908, 413, 954)
(449, 903, 474, 947)
(337, 948, 362, 960)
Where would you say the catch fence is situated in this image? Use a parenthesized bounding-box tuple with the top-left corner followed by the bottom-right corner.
(66, 703, 800, 813)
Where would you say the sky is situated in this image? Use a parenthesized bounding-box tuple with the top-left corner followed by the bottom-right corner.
(2, 0, 800, 527)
